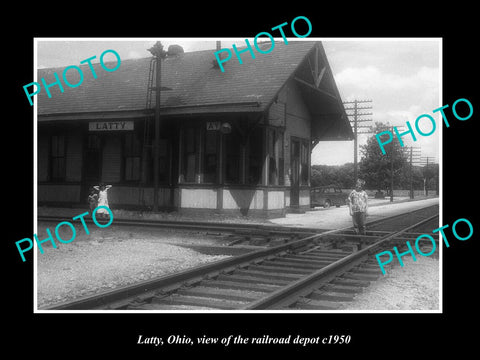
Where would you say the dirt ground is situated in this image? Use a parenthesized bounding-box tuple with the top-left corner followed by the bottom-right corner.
(270, 197, 439, 229)
(36, 223, 231, 308)
(36, 197, 440, 311)
(343, 255, 440, 311)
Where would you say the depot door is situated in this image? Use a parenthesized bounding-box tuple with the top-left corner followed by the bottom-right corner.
(290, 139, 300, 207)
(82, 134, 103, 200)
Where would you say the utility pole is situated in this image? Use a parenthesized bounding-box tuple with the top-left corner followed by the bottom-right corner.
(420, 156, 435, 197)
(390, 144, 393, 202)
(387, 124, 406, 202)
(343, 99, 373, 185)
(146, 42, 181, 212)
(387, 125, 396, 203)
(148, 41, 183, 212)
(147, 42, 168, 212)
(403, 146, 421, 199)
(386, 124, 412, 203)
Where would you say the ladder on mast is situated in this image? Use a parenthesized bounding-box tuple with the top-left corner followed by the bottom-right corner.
(138, 57, 156, 207)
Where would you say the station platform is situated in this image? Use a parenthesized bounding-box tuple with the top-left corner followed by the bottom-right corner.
(35, 195, 440, 309)
(37, 196, 439, 230)
(270, 196, 439, 230)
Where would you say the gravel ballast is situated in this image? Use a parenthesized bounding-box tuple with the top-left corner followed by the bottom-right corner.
(36, 197, 440, 311)
(36, 222, 231, 308)
(344, 255, 440, 311)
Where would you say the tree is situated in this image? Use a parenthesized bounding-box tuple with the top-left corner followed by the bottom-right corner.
(359, 122, 408, 192)
(410, 166, 425, 190)
(311, 163, 355, 188)
(337, 163, 355, 188)
(422, 163, 439, 194)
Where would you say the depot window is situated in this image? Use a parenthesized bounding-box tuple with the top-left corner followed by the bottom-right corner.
(144, 138, 169, 185)
(300, 140, 309, 185)
(124, 133, 141, 181)
(50, 135, 66, 181)
(267, 128, 284, 186)
(225, 130, 242, 183)
(203, 129, 218, 183)
(247, 129, 263, 185)
(181, 126, 198, 183)
(158, 139, 169, 183)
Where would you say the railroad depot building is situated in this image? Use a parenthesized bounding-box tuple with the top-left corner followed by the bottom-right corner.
(37, 41, 353, 217)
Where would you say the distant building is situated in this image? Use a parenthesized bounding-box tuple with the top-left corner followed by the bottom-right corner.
(37, 41, 353, 217)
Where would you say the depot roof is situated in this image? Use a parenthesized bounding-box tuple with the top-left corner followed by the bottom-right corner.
(37, 41, 353, 140)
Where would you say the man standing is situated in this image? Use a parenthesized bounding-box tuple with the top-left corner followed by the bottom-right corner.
(348, 179, 369, 235)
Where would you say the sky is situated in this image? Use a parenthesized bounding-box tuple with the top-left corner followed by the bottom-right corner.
(319, 39, 440, 166)
(36, 38, 441, 166)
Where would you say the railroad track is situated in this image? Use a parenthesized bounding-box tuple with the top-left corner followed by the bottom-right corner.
(43, 204, 439, 311)
(37, 215, 322, 247)
(37, 204, 437, 248)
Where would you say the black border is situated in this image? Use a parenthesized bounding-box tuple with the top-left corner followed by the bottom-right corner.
(6, 7, 478, 356)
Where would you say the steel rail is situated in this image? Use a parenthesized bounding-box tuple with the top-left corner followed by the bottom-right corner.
(37, 202, 437, 236)
(42, 227, 341, 310)
(37, 215, 322, 235)
(243, 213, 439, 310)
(41, 205, 438, 310)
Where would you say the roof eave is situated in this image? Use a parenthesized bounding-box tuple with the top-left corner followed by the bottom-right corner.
(38, 101, 265, 122)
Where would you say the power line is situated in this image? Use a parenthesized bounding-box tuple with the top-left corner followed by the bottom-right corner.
(418, 156, 437, 196)
(403, 146, 421, 199)
(343, 99, 373, 185)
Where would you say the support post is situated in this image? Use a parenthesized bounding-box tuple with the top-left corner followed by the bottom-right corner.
(343, 99, 373, 187)
(153, 57, 161, 211)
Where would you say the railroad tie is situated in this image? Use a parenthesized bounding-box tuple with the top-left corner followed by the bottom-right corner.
(308, 290, 355, 302)
(294, 298, 343, 310)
